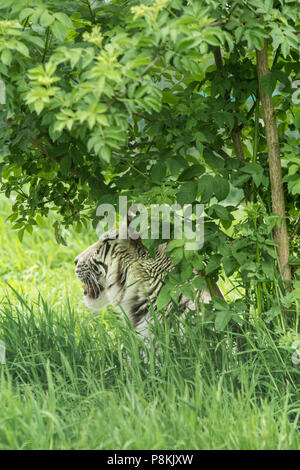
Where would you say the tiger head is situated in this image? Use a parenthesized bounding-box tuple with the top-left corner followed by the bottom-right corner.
(74, 225, 217, 333)
(74, 229, 118, 310)
(74, 226, 148, 312)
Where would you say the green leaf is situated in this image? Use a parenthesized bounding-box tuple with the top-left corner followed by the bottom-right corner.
(162, 91, 179, 105)
(151, 163, 166, 183)
(215, 310, 231, 331)
(214, 175, 230, 201)
(75, 221, 82, 233)
(231, 173, 251, 188)
(176, 181, 198, 204)
(17, 228, 25, 243)
(192, 276, 206, 291)
(100, 146, 111, 163)
(170, 247, 184, 265)
(223, 256, 237, 277)
(53, 221, 67, 246)
(1, 49, 12, 66)
(235, 26, 245, 43)
(180, 263, 193, 282)
(170, 289, 180, 305)
(204, 33, 221, 47)
(156, 285, 170, 310)
(290, 180, 300, 195)
(34, 100, 45, 115)
(26, 223, 33, 234)
(54, 12, 73, 29)
(179, 164, 205, 181)
(261, 72, 277, 96)
(214, 111, 234, 132)
(40, 10, 54, 27)
(180, 284, 195, 301)
(0, 0, 16, 8)
(203, 150, 224, 169)
(60, 154, 72, 175)
(35, 215, 45, 227)
(52, 20, 67, 40)
(191, 254, 204, 271)
(19, 8, 34, 22)
(281, 41, 289, 59)
(167, 239, 185, 253)
(205, 255, 222, 275)
(177, 37, 200, 52)
(167, 157, 187, 175)
(198, 175, 214, 203)
(210, 204, 232, 221)
(241, 162, 264, 187)
(195, 131, 210, 143)
(15, 41, 29, 57)
(23, 33, 44, 49)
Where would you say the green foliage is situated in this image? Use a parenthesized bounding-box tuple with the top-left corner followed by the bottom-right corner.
(0, 1, 299, 450)
(0, 0, 299, 326)
(0, 200, 299, 450)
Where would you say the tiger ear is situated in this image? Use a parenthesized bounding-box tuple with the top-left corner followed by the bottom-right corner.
(118, 205, 139, 241)
(119, 204, 146, 245)
(127, 205, 136, 225)
(127, 204, 142, 241)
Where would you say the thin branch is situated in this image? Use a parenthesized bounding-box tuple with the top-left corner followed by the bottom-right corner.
(231, 115, 245, 162)
(22, 16, 30, 30)
(212, 147, 231, 160)
(202, 19, 230, 30)
(128, 141, 152, 149)
(213, 47, 223, 70)
(107, 90, 127, 109)
(85, 0, 96, 23)
(42, 27, 51, 63)
(271, 45, 281, 71)
(133, 112, 157, 122)
(142, 53, 161, 75)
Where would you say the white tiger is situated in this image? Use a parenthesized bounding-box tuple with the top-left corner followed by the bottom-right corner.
(74, 227, 221, 337)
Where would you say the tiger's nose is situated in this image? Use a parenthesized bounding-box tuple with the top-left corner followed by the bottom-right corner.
(74, 257, 79, 266)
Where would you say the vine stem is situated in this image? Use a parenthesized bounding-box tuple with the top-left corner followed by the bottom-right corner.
(22, 16, 29, 30)
(42, 27, 51, 63)
(86, 0, 96, 23)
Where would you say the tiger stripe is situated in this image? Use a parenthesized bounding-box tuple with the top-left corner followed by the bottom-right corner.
(74, 230, 213, 337)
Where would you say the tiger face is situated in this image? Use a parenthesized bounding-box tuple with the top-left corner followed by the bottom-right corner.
(74, 230, 118, 310)
(75, 228, 219, 336)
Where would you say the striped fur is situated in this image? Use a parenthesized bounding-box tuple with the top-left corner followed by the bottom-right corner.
(74, 229, 212, 337)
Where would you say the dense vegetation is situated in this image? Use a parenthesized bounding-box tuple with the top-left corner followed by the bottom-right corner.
(0, 197, 299, 449)
(0, 0, 299, 450)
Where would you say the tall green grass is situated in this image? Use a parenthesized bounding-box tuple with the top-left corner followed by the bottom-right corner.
(0, 197, 299, 449)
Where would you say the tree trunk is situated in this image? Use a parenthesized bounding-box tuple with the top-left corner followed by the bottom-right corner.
(256, 40, 291, 282)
